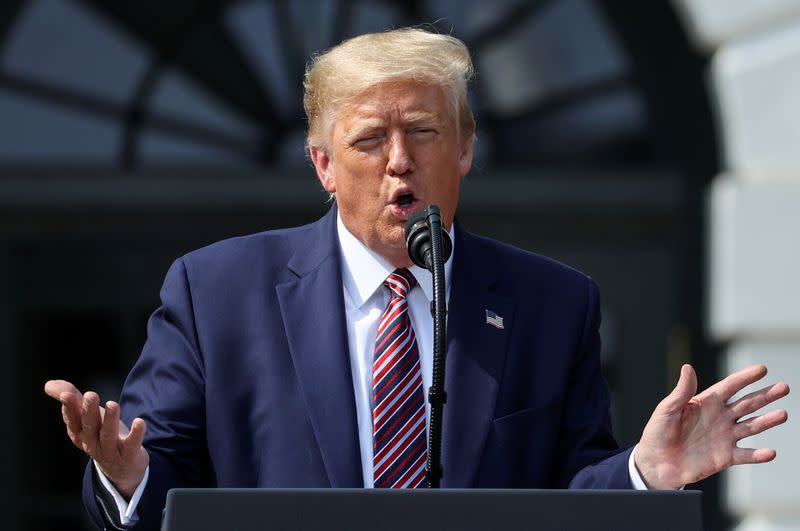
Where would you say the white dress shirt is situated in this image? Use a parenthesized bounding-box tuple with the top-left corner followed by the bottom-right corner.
(336, 212, 453, 487)
(99, 211, 649, 524)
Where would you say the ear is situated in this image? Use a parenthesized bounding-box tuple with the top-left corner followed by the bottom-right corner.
(310, 146, 336, 193)
(458, 136, 474, 177)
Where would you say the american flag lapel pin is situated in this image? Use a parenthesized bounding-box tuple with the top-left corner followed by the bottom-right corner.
(485, 309, 504, 329)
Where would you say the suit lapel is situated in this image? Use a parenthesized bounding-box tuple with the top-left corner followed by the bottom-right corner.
(442, 227, 513, 487)
(276, 207, 363, 487)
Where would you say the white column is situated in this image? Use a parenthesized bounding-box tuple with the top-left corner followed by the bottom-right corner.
(674, 1, 800, 529)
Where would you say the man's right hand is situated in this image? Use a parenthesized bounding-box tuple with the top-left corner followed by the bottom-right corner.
(44, 380, 149, 500)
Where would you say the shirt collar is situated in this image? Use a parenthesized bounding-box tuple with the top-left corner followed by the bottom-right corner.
(337, 210, 454, 308)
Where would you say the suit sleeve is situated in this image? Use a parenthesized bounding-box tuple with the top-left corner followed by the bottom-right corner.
(83, 258, 214, 530)
(555, 276, 634, 489)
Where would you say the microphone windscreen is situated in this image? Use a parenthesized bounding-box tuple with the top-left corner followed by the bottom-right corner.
(405, 210, 427, 240)
(405, 210, 430, 269)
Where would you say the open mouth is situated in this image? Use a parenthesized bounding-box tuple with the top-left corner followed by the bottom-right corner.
(389, 191, 420, 220)
(396, 193, 415, 207)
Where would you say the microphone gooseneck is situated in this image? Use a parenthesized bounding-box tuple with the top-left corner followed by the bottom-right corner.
(404, 205, 450, 488)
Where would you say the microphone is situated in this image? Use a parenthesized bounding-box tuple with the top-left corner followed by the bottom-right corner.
(404, 205, 450, 488)
(404, 208, 452, 271)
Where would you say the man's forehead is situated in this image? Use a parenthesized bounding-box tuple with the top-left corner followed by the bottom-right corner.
(346, 81, 444, 109)
(342, 107, 442, 126)
(338, 88, 449, 128)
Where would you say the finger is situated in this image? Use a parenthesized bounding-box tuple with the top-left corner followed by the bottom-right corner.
(46, 379, 83, 434)
(98, 400, 120, 447)
(712, 364, 768, 402)
(730, 382, 790, 418)
(59, 391, 84, 439)
(44, 379, 81, 401)
(80, 392, 102, 455)
(659, 364, 698, 413)
(121, 418, 147, 458)
(733, 446, 777, 465)
(734, 409, 789, 440)
(98, 401, 122, 463)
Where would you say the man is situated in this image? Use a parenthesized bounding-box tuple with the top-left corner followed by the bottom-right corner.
(45, 28, 789, 531)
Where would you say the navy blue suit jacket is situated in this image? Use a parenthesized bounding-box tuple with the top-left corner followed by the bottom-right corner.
(83, 207, 633, 530)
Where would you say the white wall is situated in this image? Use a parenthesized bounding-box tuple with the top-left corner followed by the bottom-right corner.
(674, 1, 800, 529)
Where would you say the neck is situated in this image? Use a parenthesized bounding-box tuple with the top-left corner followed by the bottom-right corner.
(384, 251, 414, 270)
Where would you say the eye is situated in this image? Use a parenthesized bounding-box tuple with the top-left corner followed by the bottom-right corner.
(352, 134, 383, 148)
(408, 127, 438, 141)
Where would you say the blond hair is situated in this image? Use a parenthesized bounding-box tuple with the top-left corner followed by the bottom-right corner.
(303, 27, 475, 151)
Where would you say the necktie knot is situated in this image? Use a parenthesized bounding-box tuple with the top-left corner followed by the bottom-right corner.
(384, 268, 417, 300)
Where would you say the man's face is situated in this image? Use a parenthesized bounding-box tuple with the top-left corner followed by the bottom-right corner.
(310, 81, 474, 268)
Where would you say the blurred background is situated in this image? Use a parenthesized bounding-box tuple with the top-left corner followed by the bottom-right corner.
(1, 1, 797, 530)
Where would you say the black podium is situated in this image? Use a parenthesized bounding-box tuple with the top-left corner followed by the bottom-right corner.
(161, 488, 703, 531)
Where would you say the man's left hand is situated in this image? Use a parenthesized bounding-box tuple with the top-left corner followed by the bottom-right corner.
(634, 363, 789, 490)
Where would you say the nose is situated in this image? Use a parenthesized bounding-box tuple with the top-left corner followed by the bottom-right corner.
(386, 132, 415, 176)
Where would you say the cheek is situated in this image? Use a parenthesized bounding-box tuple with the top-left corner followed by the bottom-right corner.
(334, 169, 387, 211)
(435, 167, 463, 214)
(425, 153, 463, 193)
(443, 178, 461, 208)
(339, 155, 386, 186)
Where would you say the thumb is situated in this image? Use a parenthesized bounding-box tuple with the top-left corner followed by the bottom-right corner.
(660, 364, 697, 413)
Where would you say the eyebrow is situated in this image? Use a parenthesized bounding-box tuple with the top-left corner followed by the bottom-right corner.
(402, 110, 440, 124)
(344, 111, 444, 139)
(344, 119, 386, 140)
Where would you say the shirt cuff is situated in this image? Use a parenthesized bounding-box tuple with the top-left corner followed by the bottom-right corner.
(627, 444, 649, 490)
(93, 461, 149, 526)
(627, 444, 685, 490)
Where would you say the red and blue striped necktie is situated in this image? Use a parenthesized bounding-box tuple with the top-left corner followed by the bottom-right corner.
(372, 268, 427, 488)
